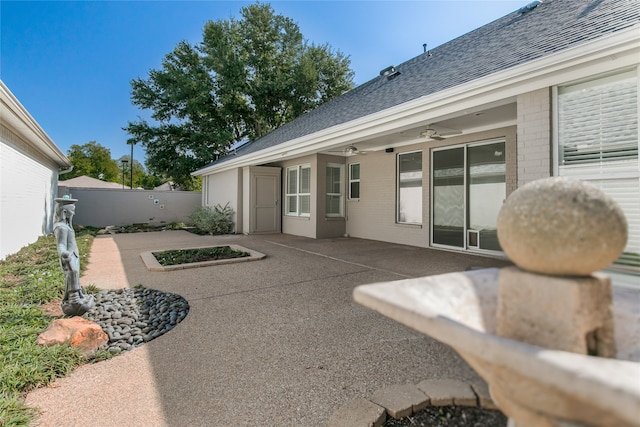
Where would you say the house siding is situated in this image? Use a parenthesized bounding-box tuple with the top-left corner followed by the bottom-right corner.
(316, 154, 347, 239)
(205, 168, 242, 232)
(1, 125, 59, 259)
(275, 154, 317, 239)
(346, 143, 428, 246)
(517, 88, 553, 186)
(345, 127, 517, 248)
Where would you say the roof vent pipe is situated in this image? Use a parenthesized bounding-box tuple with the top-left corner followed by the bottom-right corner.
(423, 43, 432, 57)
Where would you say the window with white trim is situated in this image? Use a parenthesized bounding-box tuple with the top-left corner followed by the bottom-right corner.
(397, 151, 422, 224)
(557, 69, 639, 269)
(326, 163, 344, 217)
(349, 163, 360, 199)
(285, 164, 311, 217)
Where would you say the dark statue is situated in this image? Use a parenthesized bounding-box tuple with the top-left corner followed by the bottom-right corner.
(54, 197, 94, 316)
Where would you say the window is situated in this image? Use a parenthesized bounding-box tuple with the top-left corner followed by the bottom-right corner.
(349, 163, 360, 199)
(326, 163, 344, 217)
(556, 69, 639, 268)
(558, 70, 638, 166)
(285, 164, 311, 217)
(397, 151, 422, 224)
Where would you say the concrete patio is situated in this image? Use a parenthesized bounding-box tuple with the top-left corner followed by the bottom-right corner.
(26, 231, 511, 426)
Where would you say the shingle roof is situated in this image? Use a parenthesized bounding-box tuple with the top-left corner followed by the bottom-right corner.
(59, 175, 130, 189)
(202, 0, 640, 170)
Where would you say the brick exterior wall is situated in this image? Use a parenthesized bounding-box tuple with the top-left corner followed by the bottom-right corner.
(516, 88, 553, 187)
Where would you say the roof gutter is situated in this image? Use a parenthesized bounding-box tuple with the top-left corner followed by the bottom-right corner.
(193, 25, 640, 176)
(0, 80, 72, 169)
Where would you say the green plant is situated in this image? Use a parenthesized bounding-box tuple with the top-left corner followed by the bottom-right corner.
(189, 203, 235, 235)
(0, 230, 98, 426)
(165, 222, 187, 230)
(0, 393, 36, 427)
(84, 284, 100, 295)
(152, 246, 249, 266)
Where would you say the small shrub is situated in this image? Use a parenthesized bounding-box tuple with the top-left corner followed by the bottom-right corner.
(84, 284, 100, 295)
(165, 222, 187, 230)
(189, 203, 234, 235)
(152, 246, 249, 266)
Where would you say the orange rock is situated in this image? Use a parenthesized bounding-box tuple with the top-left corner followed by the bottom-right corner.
(37, 316, 108, 357)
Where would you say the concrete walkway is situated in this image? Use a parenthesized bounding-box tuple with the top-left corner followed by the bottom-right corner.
(26, 231, 510, 427)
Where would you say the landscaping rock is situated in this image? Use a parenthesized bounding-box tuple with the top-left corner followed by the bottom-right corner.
(83, 287, 189, 354)
(37, 316, 108, 357)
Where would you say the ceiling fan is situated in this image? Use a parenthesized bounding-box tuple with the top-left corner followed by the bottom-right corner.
(328, 145, 368, 156)
(419, 125, 462, 141)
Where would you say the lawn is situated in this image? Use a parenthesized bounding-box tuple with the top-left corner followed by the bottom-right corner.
(0, 230, 98, 426)
(0, 221, 230, 426)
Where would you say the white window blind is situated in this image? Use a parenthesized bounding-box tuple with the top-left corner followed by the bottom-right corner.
(558, 70, 638, 165)
(398, 151, 423, 224)
(558, 70, 639, 269)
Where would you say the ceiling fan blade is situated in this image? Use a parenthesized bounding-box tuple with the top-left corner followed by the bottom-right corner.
(438, 129, 462, 137)
(420, 125, 462, 140)
(328, 145, 363, 155)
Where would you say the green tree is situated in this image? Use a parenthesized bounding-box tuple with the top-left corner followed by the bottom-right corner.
(125, 2, 354, 190)
(125, 41, 228, 191)
(116, 155, 145, 189)
(137, 172, 164, 190)
(65, 141, 120, 182)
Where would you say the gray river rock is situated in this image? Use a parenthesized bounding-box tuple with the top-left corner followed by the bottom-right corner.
(83, 287, 189, 354)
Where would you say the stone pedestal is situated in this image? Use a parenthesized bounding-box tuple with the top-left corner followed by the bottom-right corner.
(354, 178, 638, 427)
(497, 267, 616, 357)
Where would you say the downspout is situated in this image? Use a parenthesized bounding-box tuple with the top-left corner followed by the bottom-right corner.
(58, 165, 74, 176)
(57, 165, 74, 198)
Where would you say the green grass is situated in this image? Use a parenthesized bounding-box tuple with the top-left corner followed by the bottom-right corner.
(0, 230, 96, 427)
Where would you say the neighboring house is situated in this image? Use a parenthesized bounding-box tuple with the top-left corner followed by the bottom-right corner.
(0, 80, 73, 260)
(193, 0, 640, 272)
(59, 175, 130, 193)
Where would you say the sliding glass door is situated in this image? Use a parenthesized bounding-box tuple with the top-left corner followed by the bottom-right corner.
(432, 148, 465, 247)
(431, 141, 505, 252)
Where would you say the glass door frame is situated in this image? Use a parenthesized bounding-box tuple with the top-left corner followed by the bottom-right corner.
(430, 138, 506, 255)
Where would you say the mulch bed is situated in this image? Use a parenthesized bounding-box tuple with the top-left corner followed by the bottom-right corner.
(384, 405, 508, 427)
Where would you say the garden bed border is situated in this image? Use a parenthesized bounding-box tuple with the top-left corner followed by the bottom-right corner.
(140, 244, 266, 272)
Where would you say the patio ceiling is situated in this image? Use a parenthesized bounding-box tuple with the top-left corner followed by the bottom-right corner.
(319, 100, 517, 157)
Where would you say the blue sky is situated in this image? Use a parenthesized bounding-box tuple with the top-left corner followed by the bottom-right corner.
(2, 1, 523, 164)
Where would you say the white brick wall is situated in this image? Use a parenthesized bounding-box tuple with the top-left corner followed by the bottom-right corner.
(517, 88, 553, 187)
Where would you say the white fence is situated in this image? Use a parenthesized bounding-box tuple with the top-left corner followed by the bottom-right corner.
(58, 187, 202, 228)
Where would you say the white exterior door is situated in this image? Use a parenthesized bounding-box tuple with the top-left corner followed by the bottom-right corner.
(252, 171, 281, 233)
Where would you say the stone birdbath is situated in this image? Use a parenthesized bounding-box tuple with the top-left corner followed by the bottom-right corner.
(354, 177, 640, 427)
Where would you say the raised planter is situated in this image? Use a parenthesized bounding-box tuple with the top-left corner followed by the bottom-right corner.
(140, 244, 266, 271)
